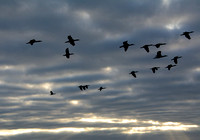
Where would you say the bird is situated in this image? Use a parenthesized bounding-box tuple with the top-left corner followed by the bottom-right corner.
(63, 48, 74, 59)
(120, 41, 134, 52)
(98, 87, 106, 91)
(141, 44, 153, 53)
(151, 67, 160, 73)
(78, 85, 89, 91)
(78, 85, 84, 91)
(153, 43, 166, 48)
(26, 39, 42, 45)
(129, 71, 138, 78)
(180, 31, 194, 40)
(165, 64, 176, 70)
(50, 91, 56, 95)
(171, 56, 182, 64)
(85, 85, 90, 89)
(153, 51, 167, 59)
(65, 35, 79, 46)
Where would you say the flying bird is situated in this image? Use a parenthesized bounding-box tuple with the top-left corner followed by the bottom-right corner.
(65, 35, 79, 46)
(26, 39, 42, 45)
(153, 43, 166, 48)
(120, 41, 134, 52)
(171, 56, 182, 64)
(151, 67, 160, 73)
(153, 51, 167, 59)
(85, 85, 90, 89)
(180, 31, 194, 40)
(79, 85, 90, 91)
(129, 71, 138, 78)
(141, 44, 153, 53)
(165, 64, 176, 70)
(79, 85, 84, 91)
(63, 48, 74, 59)
(50, 91, 56, 95)
(98, 87, 106, 91)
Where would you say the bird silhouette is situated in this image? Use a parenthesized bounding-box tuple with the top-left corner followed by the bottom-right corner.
(98, 87, 106, 91)
(165, 64, 176, 70)
(180, 31, 194, 40)
(171, 56, 182, 64)
(153, 43, 166, 48)
(129, 71, 138, 78)
(141, 44, 153, 53)
(151, 67, 160, 73)
(65, 35, 79, 46)
(153, 51, 167, 59)
(26, 39, 42, 45)
(50, 91, 56, 95)
(79, 85, 84, 91)
(79, 85, 89, 91)
(120, 41, 134, 52)
(63, 48, 74, 59)
(85, 85, 90, 89)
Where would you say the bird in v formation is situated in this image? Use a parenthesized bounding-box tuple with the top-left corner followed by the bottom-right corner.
(27, 30, 192, 94)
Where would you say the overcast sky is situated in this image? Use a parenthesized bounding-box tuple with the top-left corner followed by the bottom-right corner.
(0, 0, 200, 140)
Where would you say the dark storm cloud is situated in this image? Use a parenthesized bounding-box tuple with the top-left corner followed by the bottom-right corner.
(0, 0, 200, 139)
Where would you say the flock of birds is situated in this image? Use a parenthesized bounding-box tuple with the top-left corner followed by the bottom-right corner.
(26, 31, 194, 95)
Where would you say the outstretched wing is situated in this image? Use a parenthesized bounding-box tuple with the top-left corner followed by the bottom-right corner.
(124, 46, 128, 52)
(185, 34, 191, 39)
(144, 46, 149, 52)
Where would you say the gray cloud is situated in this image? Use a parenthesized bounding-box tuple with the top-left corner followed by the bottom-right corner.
(0, 0, 200, 139)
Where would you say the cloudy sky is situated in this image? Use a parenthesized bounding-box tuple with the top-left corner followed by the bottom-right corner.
(0, 0, 200, 139)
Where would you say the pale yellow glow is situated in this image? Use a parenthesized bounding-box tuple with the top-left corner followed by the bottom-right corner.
(0, 114, 198, 136)
(41, 82, 53, 90)
(143, 120, 160, 125)
(102, 67, 112, 73)
(102, 66, 118, 75)
(70, 100, 79, 105)
(0, 124, 198, 136)
(80, 116, 137, 124)
(165, 23, 181, 30)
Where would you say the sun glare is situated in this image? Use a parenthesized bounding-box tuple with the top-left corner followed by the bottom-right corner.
(69, 100, 79, 105)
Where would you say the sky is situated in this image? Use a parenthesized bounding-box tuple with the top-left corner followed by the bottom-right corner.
(0, 0, 200, 139)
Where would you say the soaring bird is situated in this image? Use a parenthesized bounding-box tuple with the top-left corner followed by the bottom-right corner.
(63, 48, 74, 59)
(165, 64, 176, 70)
(141, 44, 153, 53)
(151, 67, 160, 73)
(129, 71, 138, 78)
(98, 87, 106, 91)
(26, 39, 42, 45)
(153, 43, 166, 48)
(181, 31, 194, 40)
(50, 91, 56, 95)
(171, 56, 182, 64)
(153, 51, 167, 59)
(65, 35, 79, 46)
(120, 41, 134, 52)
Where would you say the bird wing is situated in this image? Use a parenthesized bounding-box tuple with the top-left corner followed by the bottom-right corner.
(144, 47, 149, 52)
(79, 86, 83, 90)
(65, 48, 69, 53)
(70, 40, 75, 46)
(124, 46, 128, 52)
(185, 34, 191, 39)
(174, 59, 178, 64)
(152, 68, 155, 73)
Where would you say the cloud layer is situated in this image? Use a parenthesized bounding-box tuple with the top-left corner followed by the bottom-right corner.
(0, 0, 200, 139)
